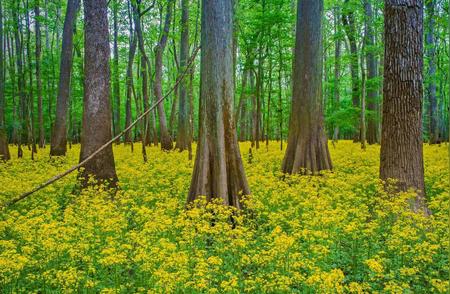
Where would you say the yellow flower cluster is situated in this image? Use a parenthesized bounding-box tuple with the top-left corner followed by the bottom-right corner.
(0, 141, 448, 293)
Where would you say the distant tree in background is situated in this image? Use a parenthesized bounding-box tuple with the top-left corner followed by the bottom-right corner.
(50, 0, 80, 156)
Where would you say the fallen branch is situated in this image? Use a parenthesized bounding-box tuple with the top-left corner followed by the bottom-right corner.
(2, 46, 200, 210)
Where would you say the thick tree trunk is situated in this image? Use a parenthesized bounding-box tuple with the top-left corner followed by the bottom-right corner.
(0, 2, 10, 161)
(79, 0, 118, 186)
(176, 0, 191, 151)
(35, 1, 45, 148)
(188, 0, 250, 208)
(50, 0, 80, 156)
(154, 0, 174, 151)
(426, 0, 438, 144)
(342, 0, 360, 142)
(364, 1, 378, 145)
(112, 0, 121, 139)
(282, 0, 332, 175)
(380, 0, 428, 214)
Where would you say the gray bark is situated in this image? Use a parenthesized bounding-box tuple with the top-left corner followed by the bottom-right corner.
(154, 0, 174, 150)
(79, 0, 118, 186)
(0, 2, 10, 160)
(188, 0, 250, 207)
(426, 0, 438, 144)
(282, 0, 332, 174)
(50, 0, 80, 156)
(175, 0, 191, 151)
(35, 1, 45, 148)
(364, 0, 379, 144)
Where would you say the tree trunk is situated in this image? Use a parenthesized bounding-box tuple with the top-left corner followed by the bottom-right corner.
(342, 0, 360, 142)
(154, 0, 174, 151)
(35, 0, 45, 148)
(112, 0, 121, 140)
(277, 33, 283, 150)
(360, 45, 366, 150)
(25, 0, 37, 157)
(380, 0, 428, 214)
(0, 2, 10, 161)
(188, 0, 250, 208)
(124, 1, 136, 144)
(50, 0, 80, 156)
(13, 4, 25, 158)
(282, 0, 332, 175)
(236, 69, 248, 141)
(79, 0, 118, 186)
(426, 0, 438, 144)
(332, 6, 340, 142)
(363, 0, 378, 145)
(176, 0, 191, 151)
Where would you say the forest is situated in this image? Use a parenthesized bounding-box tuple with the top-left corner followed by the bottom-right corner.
(0, 0, 449, 292)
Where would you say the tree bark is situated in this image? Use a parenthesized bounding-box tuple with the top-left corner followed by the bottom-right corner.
(175, 0, 191, 151)
(79, 0, 118, 186)
(13, 4, 25, 158)
(124, 0, 136, 144)
(332, 6, 340, 142)
(282, 0, 332, 175)
(364, 1, 378, 145)
(154, 0, 174, 150)
(426, 0, 438, 144)
(236, 69, 248, 141)
(50, 0, 80, 156)
(188, 0, 250, 208)
(112, 0, 121, 139)
(0, 2, 10, 161)
(342, 0, 360, 142)
(35, 0, 45, 148)
(25, 0, 37, 156)
(380, 0, 428, 214)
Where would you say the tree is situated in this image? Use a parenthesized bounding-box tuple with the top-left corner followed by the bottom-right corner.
(0, 1, 10, 161)
(342, 0, 360, 141)
(425, 0, 438, 144)
(154, 0, 174, 151)
(112, 0, 121, 139)
(175, 0, 191, 151)
(12, 2, 26, 158)
(188, 0, 250, 207)
(363, 0, 379, 145)
(79, 0, 118, 186)
(380, 0, 428, 214)
(50, 0, 80, 156)
(282, 0, 332, 174)
(124, 0, 137, 144)
(332, 6, 341, 142)
(35, 0, 45, 148)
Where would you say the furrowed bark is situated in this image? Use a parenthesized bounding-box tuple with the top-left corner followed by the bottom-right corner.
(380, 0, 428, 214)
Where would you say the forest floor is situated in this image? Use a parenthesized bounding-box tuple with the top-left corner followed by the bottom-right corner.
(0, 141, 448, 293)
